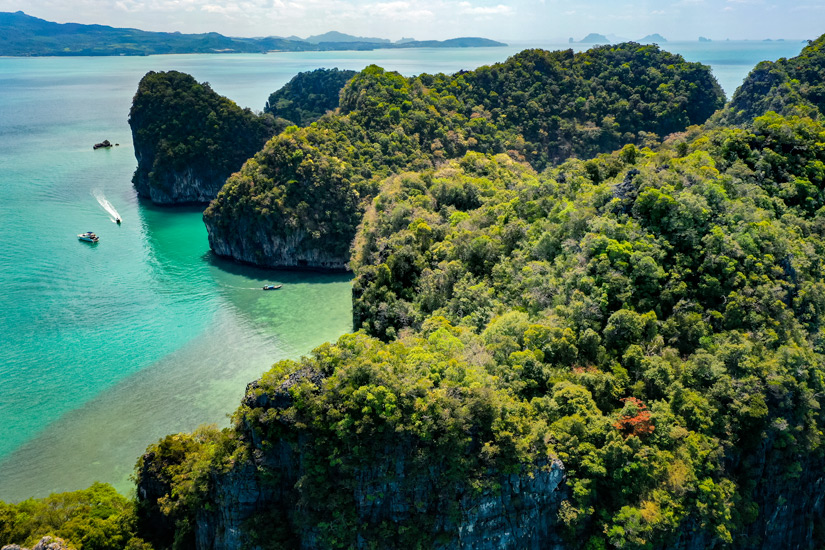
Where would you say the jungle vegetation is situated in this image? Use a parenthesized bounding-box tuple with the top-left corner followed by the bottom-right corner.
(129, 70, 279, 199)
(5, 38, 825, 549)
(205, 43, 724, 266)
(716, 35, 825, 125)
(264, 68, 358, 127)
(0, 483, 148, 550)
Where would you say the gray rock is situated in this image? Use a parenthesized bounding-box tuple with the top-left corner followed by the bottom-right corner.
(206, 220, 350, 271)
(132, 163, 225, 205)
(2, 536, 73, 550)
(191, 370, 568, 550)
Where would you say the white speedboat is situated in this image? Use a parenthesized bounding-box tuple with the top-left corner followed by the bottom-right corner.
(78, 231, 99, 243)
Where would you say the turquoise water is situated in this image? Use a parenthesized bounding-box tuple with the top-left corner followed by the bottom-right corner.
(0, 40, 805, 502)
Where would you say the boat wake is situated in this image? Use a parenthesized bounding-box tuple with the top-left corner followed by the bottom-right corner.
(92, 190, 121, 223)
(221, 284, 277, 291)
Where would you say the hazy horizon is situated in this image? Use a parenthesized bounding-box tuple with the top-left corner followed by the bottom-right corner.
(0, 1, 819, 43)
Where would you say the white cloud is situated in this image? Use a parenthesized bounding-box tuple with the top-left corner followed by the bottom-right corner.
(202, 3, 241, 14)
(364, 1, 435, 20)
(1, 0, 819, 42)
(457, 2, 513, 15)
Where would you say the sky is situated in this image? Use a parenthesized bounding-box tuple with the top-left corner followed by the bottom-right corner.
(0, 0, 821, 42)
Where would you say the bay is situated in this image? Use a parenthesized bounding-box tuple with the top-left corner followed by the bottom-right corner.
(0, 39, 804, 502)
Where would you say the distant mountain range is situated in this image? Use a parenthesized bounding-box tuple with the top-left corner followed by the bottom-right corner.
(0, 11, 506, 56)
(302, 31, 391, 45)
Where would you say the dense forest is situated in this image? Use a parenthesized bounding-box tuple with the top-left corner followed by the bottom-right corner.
(347, 114, 825, 546)
(716, 35, 825, 125)
(264, 68, 358, 127)
(5, 38, 825, 549)
(203, 43, 724, 269)
(129, 71, 279, 203)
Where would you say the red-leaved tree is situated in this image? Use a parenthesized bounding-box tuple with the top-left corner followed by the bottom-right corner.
(613, 397, 655, 437)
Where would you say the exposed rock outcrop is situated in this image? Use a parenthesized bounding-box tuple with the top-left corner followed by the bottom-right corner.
(132, 164, 226, 205)
(202, 129, 362, 271)
(1, 537, 73, 550)
(135, 344, 825, 550)
(732, 439, 825, 549)
(206, 222, 350, 271)
(183, 371, 569, 550)
(192, 449, 567, 550)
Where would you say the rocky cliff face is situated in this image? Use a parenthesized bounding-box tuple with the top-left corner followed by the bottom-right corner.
(193, 454, 567, 550)
(205, 221, 350, 271)
(2, 537, 72, 550)
(136, 366, 825, 550)
(131, 160, 228, 205)
(178, 371, 569, 550)
(733, 441, 825, 549)
(201, 131, 362, 271)
(660, 456, 825, 550)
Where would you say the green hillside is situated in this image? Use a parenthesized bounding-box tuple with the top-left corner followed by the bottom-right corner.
(204, 43, 724, 269)
(6, 40, 825, 550)
(717, 35, 825, 125)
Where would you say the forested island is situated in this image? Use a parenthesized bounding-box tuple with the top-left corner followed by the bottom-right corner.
(5, 37, 825, 549)
(202, 44, 723, 269)
(0, 11, 505, 56)
(129, 71, 280, 204)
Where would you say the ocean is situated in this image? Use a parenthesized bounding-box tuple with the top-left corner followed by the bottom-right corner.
(0, 39, 806, 502)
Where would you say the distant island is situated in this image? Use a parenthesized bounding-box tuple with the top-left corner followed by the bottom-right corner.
(573, 33, 667, 45)
(699, 36, 712, 42)
(0, 11, 506, 56)
(638, 33, 667, 43)
(303, 31, 390, 45)
(575, 33, 610, 44)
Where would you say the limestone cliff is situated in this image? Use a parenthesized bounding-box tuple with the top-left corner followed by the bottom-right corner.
(205, 222, 349, 271)
(192, 449, 567, 550)
(131, 163, 227, 205)
(201, 371, 567, 549)
(137, 362, 569, 549)
(134, 338, 825, 550)
(730, 437, 825, 549)
(656, 447, 825, 550)
(129, 71, 276, 205)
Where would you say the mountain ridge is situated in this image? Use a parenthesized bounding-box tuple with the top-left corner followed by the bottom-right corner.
(0, 11, 506, 56)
